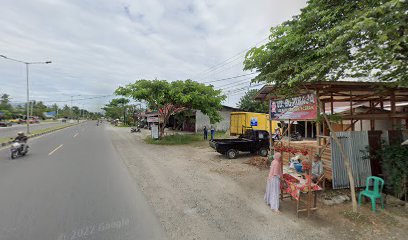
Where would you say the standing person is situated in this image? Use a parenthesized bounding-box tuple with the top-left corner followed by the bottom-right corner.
(210, 126, 215, 140)
(203, 126, 208, 140)
(265, 152, 282, 212)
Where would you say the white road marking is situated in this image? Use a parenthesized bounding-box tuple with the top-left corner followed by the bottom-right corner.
(48, 144, 63, 156)
(73, 133, 79, 138)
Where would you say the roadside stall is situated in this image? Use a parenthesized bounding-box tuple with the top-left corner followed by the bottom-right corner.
(269, 93, 322, 217)
(256, 81, 408, 216)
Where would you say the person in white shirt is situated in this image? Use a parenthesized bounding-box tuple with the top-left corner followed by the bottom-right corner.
(311, 154, 324, 183)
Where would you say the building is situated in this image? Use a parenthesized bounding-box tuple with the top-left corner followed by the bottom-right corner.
(195, 105, 240, 133)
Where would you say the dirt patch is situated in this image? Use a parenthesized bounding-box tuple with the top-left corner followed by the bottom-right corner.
(108, 127, 406, 240)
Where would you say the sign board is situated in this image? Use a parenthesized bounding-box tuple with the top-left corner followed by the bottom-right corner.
(270, 94, 317, 120)
(43, 111, 56, 118)
(250, 117, 258, 126)
(147, 117, 159, 123)
(151, 124, 159, 139)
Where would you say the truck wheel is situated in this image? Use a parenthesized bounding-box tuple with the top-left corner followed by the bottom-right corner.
(226, 149, 238, 159)
(258, 148, 268, 157)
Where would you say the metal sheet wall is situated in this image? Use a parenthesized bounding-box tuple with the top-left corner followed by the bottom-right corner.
(331, 131, 372, 189)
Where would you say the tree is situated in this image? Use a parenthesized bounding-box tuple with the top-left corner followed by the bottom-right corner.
(102, 98, 130, 123)
(0, 94, 12, 111)
(31, 101, 48, 118)
(244, 0, 407, 213)
(59, 105, 71, 118)
(238, 89, 269, 113)
(0, 94, 13, 119)
(244, 0, 408, 89)
(115, 79, 226, 137)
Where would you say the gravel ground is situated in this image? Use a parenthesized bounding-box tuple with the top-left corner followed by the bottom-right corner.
(107, 126, 399, 240)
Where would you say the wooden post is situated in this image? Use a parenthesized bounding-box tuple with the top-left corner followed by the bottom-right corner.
(305, 121, 308, 139)
(370, 101, 375, 130)
(330, 93, 334, 115)
(318, 99, 358, 212)
(268, 100, 273, 153)
(391, 91, 396, 130)
(322, 101, 327, 145)
(316, 91, 321, 150)
(350, 91, 354, 131)
(288, 120, 291, 146)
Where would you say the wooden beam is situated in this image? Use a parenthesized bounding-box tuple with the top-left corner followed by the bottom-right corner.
(341, 113, 408, 120)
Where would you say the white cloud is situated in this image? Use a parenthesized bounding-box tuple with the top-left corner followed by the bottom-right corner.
(0, 0, 306, 111)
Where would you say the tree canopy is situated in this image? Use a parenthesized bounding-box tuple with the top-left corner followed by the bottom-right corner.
(102, 98, 130, 122)
(115, 79, 226, 136)
(238, 89, 269, 113)
(244, 0, 408, 90)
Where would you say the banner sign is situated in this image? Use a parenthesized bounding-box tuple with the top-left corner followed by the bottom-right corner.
(270, 94, 317, 120)
(147, 117, 159, 123)
(43, 111, 57, 118)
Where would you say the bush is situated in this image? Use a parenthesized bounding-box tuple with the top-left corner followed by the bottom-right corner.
(380, 144, 408, 201)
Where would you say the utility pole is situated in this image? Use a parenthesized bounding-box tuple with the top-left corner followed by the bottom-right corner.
(30, 101, 34, 117)
(0, 55, 51, 134)
(70, 96, 73, 120)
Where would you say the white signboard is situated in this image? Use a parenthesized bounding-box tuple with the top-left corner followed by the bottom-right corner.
(151, 124, 159, 139)
(147, 117, 159, 123)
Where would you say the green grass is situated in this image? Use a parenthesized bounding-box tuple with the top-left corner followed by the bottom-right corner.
(0, 124, 76, 145)
(145, 131, 228, 145)
(29, 124, 75, 136)
(41, 119, 58, 122)
(0, 137, 12, 144)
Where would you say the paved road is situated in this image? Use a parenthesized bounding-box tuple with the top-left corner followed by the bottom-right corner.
(0, 121, 167, 240)
(0, 121, 69, 139)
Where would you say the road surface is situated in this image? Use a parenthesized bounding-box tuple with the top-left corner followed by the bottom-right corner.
(0, 121, 68, 139)
(0, 121, 166, 240)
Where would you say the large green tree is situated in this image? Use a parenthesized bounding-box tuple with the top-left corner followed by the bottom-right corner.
(102, 98, 130, 123)
(244, 0, 408, 90)
(242, 0, 408, 213)
(115, 79, 226, 137)
(238, 89, 269, 113)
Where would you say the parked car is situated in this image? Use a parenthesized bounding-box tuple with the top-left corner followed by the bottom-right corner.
(0, 121, 12, 127)
(9, 119, 23, 124)
(209, 130, 270, 159)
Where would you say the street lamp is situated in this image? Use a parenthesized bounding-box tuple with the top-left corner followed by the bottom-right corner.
(0, 55, 51, 134)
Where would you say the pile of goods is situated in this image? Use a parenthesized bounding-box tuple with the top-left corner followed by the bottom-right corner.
(244, 156, 269, 169)
(273, 145, 309, 156)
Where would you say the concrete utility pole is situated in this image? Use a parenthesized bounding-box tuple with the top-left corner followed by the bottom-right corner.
(0, 55, 51, 134)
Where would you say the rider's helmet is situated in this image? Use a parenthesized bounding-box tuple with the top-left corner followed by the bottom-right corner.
(17, 131, 24, 136)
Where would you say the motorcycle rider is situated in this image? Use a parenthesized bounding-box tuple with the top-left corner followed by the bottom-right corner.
(14, 131, 28, 152)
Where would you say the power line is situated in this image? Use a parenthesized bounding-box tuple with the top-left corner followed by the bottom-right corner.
(192, 36, 269, 78)
(215, 77, 253, 89)
(201, 72, 257, 84)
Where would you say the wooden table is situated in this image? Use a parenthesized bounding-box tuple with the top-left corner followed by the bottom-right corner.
(281, 166, 322, 217)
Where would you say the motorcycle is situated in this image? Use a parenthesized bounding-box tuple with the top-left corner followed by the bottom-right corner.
(10, 141, 29, 159)
(290, 132, 302, 141)
(130, 127, 141, 133)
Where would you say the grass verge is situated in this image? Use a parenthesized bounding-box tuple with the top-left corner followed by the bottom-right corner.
(0, 124, 76, 145)
(145, 131, 227, 145)
(28, 124, 75, 136)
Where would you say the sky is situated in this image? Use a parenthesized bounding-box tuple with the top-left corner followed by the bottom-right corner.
(0, 0, 307, 112)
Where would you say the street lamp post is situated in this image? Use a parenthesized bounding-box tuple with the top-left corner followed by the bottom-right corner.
(0, 55, 51, 134)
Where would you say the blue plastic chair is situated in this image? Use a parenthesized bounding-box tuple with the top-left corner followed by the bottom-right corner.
(358, 176, 384, 212)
